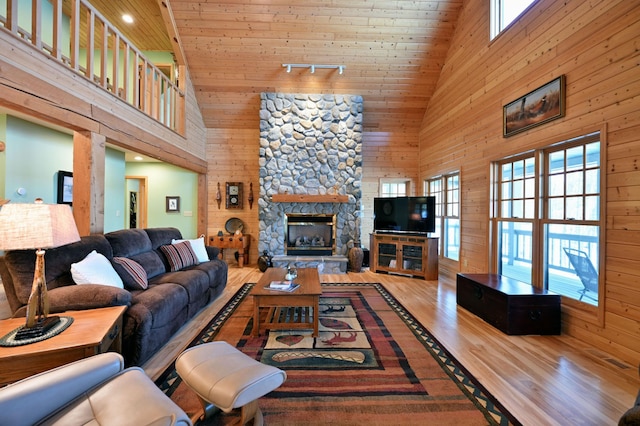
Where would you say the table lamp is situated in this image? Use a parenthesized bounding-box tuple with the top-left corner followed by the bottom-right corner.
(0, 200, 80, 340)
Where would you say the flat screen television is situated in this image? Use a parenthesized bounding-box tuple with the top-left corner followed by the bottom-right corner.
(373, 196, 436, 235)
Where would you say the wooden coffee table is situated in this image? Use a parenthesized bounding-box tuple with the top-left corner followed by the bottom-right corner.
(0, 305, 126, 386)
(251, 267, 322, 337)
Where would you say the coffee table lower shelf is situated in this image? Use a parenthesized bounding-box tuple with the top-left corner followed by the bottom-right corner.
(256, 306, 316, 335)
(251, 268, 322, 337)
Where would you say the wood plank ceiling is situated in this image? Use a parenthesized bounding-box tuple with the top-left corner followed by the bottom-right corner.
(83, 0, 463, 133)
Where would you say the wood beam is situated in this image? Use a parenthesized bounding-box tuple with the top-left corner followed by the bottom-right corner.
(73, 131, 105, 235)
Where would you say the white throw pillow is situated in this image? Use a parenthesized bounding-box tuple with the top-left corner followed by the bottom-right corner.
(171, 236, 209, 263)
(71, 250, 124, 288)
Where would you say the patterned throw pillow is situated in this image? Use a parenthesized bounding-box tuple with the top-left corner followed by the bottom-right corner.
(112, 257, 148, 290)
(160, 241, 198, 272)
(171, 236, 209, 263)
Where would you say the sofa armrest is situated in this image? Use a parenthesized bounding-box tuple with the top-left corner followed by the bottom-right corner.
(206, 245, 221, 260)
(0, 353, 125, 426)
(12, 284, 131, 318)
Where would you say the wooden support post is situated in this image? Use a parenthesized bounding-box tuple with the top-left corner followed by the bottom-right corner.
(73, 131, 105, 236)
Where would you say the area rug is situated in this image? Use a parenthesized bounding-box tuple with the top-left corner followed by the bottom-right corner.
(156, 283, 519, 425)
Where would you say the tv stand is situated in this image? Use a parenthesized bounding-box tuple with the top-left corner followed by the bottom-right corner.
(370, 233, 438, 280)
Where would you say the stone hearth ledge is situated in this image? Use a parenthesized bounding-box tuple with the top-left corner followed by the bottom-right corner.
(271, 255, 348, 274)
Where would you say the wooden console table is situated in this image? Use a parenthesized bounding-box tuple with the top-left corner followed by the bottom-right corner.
(0, 306, 126, 386)
(209, 234, 251, 267)
(456, 273, 561, 335)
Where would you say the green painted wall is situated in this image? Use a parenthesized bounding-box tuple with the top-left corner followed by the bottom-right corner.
(125, 162, 198, 238)
(4, 116, 72, 204)
(105, 149, 126, 232)
(0, 116, 129, 233)
(0, 115, 5, 200)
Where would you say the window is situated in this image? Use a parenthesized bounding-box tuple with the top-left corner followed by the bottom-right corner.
(492, 133, 601, 306)
(491, 0, 538, 39)
(426, 172, 460, 261)
(380, 181, 407, 198)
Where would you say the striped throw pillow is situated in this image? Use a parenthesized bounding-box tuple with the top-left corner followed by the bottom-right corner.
(160, 241, 199, 272)
(113, 257, 148, 290)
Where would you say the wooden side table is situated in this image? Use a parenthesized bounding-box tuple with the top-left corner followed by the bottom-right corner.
(0, 305, 126, 386)
(209, 234, 251, 267)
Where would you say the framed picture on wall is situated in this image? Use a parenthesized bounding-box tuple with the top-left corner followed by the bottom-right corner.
(503, 75, 565, 137)
(57, 171, 73, 205)
(166, 196, 180, 212)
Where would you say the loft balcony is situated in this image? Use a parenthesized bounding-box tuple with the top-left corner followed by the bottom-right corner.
(0, 0, 184, 134)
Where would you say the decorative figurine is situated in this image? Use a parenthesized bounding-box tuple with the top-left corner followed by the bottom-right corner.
(216, 182, 222, 209)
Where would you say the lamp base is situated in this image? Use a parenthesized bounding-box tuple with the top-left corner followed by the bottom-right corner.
(14, 316, 61, 341)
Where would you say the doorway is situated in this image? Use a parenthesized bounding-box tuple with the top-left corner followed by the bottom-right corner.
(125, 176, 148, 229)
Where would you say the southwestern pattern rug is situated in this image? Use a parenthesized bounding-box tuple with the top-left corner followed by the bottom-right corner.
(157, 283, 519, 425)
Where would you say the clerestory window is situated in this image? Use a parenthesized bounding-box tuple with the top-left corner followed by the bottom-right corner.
(491, 0, 538, 40)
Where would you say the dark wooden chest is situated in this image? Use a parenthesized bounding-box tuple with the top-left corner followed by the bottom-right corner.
(456, 273, 561, 335)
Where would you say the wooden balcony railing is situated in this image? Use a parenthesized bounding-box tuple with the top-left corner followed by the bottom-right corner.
(0, 0, 185, 134)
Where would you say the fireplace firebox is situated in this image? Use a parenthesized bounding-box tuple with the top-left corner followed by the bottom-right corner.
(284, 214, 336, 256)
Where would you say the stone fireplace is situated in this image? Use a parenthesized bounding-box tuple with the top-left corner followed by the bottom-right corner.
(258, 93, 363, 273)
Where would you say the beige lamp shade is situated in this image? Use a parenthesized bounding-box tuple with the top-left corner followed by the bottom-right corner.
(0, 203, 80, 251)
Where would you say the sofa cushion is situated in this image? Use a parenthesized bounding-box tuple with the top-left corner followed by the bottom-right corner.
(13, 285, 131, 318)
(172, 237, 209, 263)
(122, 283, 189, 365)
(160, 242, 198, 271)
(112, 257, 148, 290)
(71, 251, 124, 288)
(105, 229, 166, 279)
(150, 269, 210, 307)
(145, 228, 183, 249)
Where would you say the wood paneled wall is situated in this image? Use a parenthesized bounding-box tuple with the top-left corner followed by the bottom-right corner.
(206, 128, 261, 262)
(419, 0, 640, 365)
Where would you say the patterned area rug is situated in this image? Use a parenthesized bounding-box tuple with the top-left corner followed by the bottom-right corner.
(157, 283, 519, 425)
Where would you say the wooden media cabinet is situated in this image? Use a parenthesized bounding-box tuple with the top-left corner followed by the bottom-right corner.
(370, 233, 438, 280)
(456, 273, 561, 335)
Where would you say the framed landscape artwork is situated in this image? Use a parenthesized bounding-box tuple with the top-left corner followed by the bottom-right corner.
(503, 75, 565, 137)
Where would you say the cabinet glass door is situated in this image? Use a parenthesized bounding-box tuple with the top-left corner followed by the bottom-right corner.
(401, 244, 423, 272)
(378, 243, 397, 268)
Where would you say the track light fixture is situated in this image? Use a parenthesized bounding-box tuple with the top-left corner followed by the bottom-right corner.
(282, 64, 346, 75)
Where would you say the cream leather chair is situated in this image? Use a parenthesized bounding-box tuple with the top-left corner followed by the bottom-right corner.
(0, 352, 191, 426)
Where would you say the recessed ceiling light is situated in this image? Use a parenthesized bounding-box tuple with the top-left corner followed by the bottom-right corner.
(122, 14, 134, 24)
(134, 156, 143, 161)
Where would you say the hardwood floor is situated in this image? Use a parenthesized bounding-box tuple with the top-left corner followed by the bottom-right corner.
(143, 266, 639, 425)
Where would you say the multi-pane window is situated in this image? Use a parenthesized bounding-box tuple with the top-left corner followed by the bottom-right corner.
(491, 0, 538, 40)
(496, 155, 536, 284)
(493, 133, 601, 306)
(544, 139, 601, 304)
(426, 173, 460, 261)
(380, 181, 407, 198)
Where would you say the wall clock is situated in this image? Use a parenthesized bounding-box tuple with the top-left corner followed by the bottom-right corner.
(226, 182, 243, 209)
